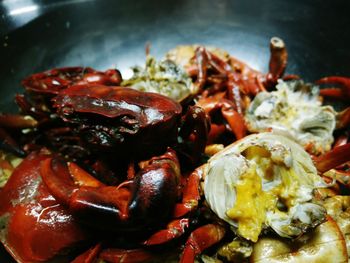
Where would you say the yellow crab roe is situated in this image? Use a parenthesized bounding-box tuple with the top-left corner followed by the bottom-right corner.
(226, 146, 299, 242)
(226, 165, 275, 242)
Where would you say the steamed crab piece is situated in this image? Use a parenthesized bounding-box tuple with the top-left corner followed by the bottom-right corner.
(251, 216, 348, 263)
(202, 133, 328, 242)
(122, 56, 195, 102)
(245, 80, 336, 155)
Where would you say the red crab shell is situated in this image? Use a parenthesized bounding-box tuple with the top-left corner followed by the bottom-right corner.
(52, 84, 183, 158)
(0, 152, 88, 262)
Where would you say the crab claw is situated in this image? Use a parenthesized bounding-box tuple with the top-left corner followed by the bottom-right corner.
(314, 143, 350, 173)
(40, 149, 181, 231)
(317, 76, 350, 100)
(180, 224, 226, 263)
(173, 168, 202, 218)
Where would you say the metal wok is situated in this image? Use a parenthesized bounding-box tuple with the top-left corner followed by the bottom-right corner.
(0, 0, 349, 261)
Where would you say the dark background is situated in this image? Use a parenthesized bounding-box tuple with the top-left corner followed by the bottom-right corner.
(0, 0, 350, 261)
(1, 0, 350, 113)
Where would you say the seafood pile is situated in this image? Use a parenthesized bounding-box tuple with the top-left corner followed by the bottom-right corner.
(0, 37, 349, 263)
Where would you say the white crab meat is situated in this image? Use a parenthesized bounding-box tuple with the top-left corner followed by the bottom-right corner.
(203, 133, 328, 242)
(245, 80, 336, 155)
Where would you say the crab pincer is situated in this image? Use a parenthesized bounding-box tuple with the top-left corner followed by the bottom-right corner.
(0, 152, 87, 262)
(40, 148, 181, 231)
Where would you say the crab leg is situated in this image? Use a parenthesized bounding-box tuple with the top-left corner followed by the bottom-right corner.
(207, 124, 226, 144)
(195, 47, 209, 92)
(206, 51, 247, 113)
(0, 152, 87, 262)
(265, 37, 288, 88)
(283, 74, 300, 81)
(221, 103, 247, 139)
(317, 76, 350, 87)
(67, 162, 104, 187)
(179, 224, 226, 263)
(197, 96, 247, 140)
(334, 133, 349, 148)
(144, 169, 203, 245)
(0, 114, 37, 129)
(15, 94, 50, 121)
(72, 243, 102, 263)
(178, 106, 211, 165)
(229, 56, 266, 96)
(98, 248, 154, 263)
(317, 76, 350, 100)
(314, 143, 350, 173)
(205, 50, 232, 74)
(319, 88, 344, 99)
(227, 74, 244, 115)
(143, 218, 190, 245)
(337, 107, 350, 129)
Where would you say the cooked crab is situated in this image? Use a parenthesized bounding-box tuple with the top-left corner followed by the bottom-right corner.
(245, 80, 336, 155)
(202, 132, 329, 243)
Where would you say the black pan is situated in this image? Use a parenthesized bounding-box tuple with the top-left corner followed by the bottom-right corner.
(0, 0, 349, 261)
